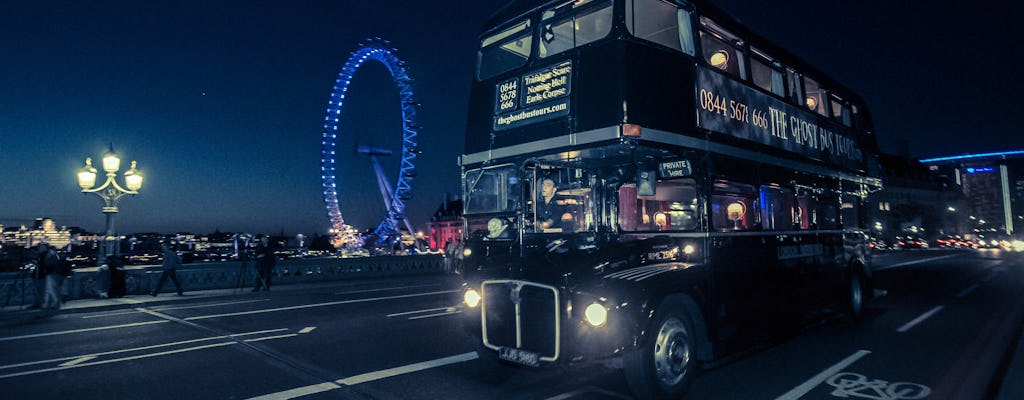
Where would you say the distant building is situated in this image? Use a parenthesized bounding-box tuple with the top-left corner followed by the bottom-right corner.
(0, 218, 74, 249)
(920, 150, 1024, 236)
(427, 194, 463, 251)
(866, 154, 961, 242)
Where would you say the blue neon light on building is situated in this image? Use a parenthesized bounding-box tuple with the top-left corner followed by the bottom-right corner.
(920, 150, 1024, 163)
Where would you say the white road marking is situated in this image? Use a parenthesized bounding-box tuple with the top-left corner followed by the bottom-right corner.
(247, 352, 479, 400)
(83, 299, 272, 318)
(0, 320, 169, 342)
(247, 382, 342, 400)
(874, 253, 963, 271)
(774, 350, 871, 400)
(183, 290, 458, 321)
(334, 283, 439, 295)
(244, 334, 298, 342)
(58, 356, 96, 367)
(298, 327, 316, 334)
(407, 310, 462, 320)
(546, 387, 632, 400)
(0, 328, 288, 371)
(336, 352, 478, 385)
(956, 283, 981, 298)
(0, 331, 298, 379)
(387, 306, 456, 317)
(897, 306, 944, 333)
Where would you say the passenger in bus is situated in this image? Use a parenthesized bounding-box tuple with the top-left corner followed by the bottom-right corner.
(485, 217, 511, 240)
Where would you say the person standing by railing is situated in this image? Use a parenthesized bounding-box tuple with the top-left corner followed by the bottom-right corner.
(252, 236, 275, 292)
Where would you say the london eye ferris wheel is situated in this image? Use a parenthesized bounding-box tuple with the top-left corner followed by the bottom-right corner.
(320, 38, 420, 248)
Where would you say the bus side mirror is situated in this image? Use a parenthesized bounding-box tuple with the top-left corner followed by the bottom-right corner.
(637, 169, 657, 196)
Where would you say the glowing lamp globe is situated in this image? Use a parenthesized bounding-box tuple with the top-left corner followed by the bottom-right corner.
(101, 147, 121, 173)
(77, 158, 98, 189)
(124, 161, 143, 191)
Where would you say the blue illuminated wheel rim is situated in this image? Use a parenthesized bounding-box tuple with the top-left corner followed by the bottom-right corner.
(321, 38, 419, 246)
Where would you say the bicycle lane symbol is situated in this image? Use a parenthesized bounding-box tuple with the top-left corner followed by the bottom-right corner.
(826, 372, 931, 400)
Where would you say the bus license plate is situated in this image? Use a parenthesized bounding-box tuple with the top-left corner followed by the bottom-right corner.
(498, 347, 540, 367)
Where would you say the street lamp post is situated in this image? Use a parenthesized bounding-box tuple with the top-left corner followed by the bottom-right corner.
(77, 145, 144, 264)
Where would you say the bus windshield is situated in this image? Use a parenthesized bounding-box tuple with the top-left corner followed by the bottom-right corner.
(464, 165, 521, 215)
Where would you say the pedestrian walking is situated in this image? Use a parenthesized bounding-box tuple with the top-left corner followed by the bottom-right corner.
(29, 242, 57, 309)
(151, 243, 184, 296)
(38, 244, 64, 310)
(252, 236, 276, 292)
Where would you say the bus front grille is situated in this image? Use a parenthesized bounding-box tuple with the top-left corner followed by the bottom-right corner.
(481, 280, 560, 361)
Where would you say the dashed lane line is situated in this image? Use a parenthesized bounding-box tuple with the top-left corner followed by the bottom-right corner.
(247, 352, 479, 400)
(774, 350, 871, 400)
(407, 310, 462, 320)
(897, 306, 945, 333)
(956, 283, 981, 298)
(387, 306, 458, 317)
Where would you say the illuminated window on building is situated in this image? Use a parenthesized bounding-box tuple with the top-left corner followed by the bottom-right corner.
(760, 185, 794, 230)
(711, 180, 756, 231)
(699, 16, 746, 79)
(626, 0, 694, 55)
(618, 178, 699, 232)
(750, 47, 784, 97)
(478, 20, 533, 80)
(539, 0, 613, 58)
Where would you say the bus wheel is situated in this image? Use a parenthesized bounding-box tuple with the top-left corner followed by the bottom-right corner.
(624, 296, 699, 400)
(849, 266, 865, 318)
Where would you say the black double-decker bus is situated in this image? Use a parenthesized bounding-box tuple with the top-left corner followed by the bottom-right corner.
(457, 1, 881, 398)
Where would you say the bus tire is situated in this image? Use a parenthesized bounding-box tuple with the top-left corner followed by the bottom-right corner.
(848, 265, 866, 319)
(624, 295, 700, 400)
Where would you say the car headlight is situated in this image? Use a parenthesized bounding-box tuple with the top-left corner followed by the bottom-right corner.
(464, 288, 481, 308)
(584, 302, 608, 327)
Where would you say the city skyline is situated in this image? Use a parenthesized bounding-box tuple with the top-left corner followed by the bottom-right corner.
(1, 0, 1020, 235)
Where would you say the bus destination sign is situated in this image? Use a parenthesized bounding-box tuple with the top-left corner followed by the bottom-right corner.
(493, 61, 572, 131)
(695, 67, 864, 171)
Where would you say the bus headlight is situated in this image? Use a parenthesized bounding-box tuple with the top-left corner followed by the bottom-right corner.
(462, 248, 473, 257)
(584, 302, 608, 327)
(683, 244, 695, 255)
(464, 289, 481, 308)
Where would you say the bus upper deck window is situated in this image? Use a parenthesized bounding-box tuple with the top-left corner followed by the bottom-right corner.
(750, 48, 784, 97)
(539, 0, 612, 58)
(699, 17, 746, 79)
(478, 20, 532, 80)
(626, 0, 694, 55)
(803, 76, 829, 117)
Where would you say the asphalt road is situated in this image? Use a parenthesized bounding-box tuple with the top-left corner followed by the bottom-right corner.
(1, 249, 1021, 400)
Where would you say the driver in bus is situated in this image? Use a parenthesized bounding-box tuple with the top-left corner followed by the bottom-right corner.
(537, 177, 569, 230)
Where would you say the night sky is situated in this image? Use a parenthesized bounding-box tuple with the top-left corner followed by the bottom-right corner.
(1, 0, 1019, 236)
